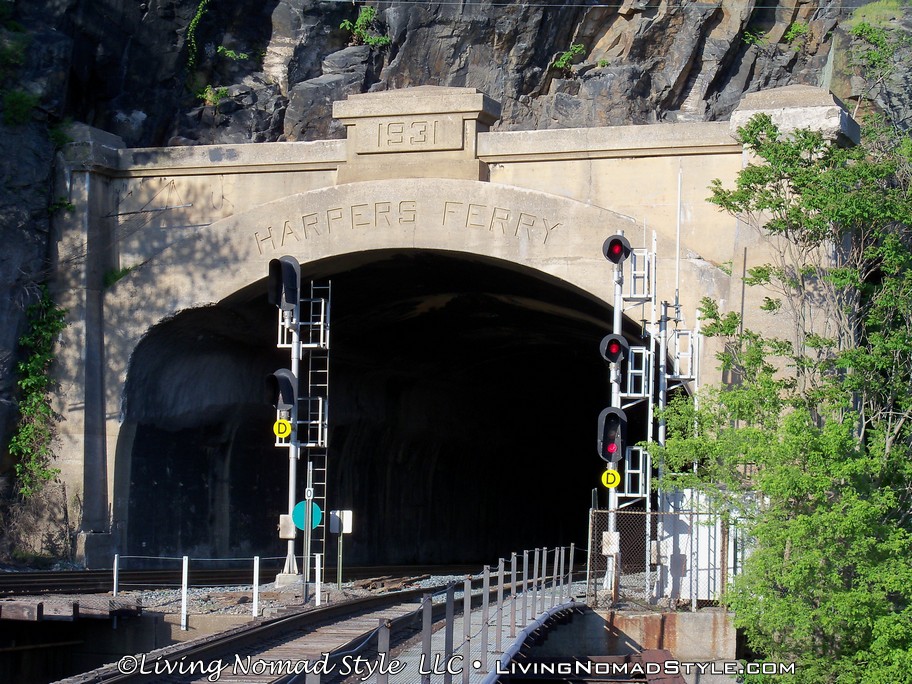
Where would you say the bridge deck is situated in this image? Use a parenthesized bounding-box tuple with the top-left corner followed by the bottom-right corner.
(180, 602, 417, 684)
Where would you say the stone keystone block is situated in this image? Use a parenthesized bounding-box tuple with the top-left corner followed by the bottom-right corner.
(333, 85, 501, 123)
(333, 86, 502, 183)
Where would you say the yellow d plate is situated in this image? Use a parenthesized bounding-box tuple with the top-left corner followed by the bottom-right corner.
(601, 469, 621, 489)
(273, 419, 292, 439)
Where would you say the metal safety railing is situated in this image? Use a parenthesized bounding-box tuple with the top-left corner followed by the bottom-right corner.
(111, 544, 585, 649)
(297, 545, 582, 684)
(112, 554, 286, 630)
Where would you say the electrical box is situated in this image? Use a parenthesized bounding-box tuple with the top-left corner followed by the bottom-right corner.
(278, 514, 296, 540)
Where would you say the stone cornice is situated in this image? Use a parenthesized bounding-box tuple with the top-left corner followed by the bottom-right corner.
(478, 122, 741, 163)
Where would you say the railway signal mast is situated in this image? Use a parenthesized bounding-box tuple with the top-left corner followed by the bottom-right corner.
(598, 235, 631, 597)
(597, 229, 700, 602)
(267, 257, 332, 584)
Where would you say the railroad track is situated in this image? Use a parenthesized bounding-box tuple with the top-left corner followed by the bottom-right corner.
(0, 565, 477, 597)
(58, 579, 477, 684)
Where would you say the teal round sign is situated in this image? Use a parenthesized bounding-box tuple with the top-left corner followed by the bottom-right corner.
(292, 501, 322, 530)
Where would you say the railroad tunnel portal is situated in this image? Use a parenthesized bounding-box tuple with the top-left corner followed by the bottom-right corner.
(52, 85, 858, 567)
(93, 175, 650, 566)
(118, 249, 649, 565)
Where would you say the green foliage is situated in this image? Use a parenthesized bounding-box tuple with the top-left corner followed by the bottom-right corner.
(742, 29, 767, 46)
(197, 84, 229, 106)
(0, 1, 23, 32)
(596, 58, 609, 68)
(783, 21, 809, 45)
(48, 197, 74, 214)
(103, 265, 135, 288)
(186, 0, 211, 69)
(847, 20, 910, 115)
(9, 287, 67, 500)
(669, 116, 912, 682)
(340, 6, 391, 48)
(553, 43, 585, 72)
(2, 89, 38, 125)
(216, 45, 249, 61)
(48, 121, 72, 148)
(760, 296, 781, 312)
(0, 31, 28, 81)
(847, 0, 909, 29)
(850, 21, 895, 74)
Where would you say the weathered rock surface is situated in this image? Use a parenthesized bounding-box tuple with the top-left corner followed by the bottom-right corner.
(0, 11, 66, 463)
(284, 45, 381, 141)
(7, 0, 911, 146)
(870, 12, 912, 129)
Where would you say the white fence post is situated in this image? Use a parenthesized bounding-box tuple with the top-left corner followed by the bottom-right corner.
(252, 556, 260, 617)
(315, 554, 322, 606)
(180, 556, 189, 631)
(112, 554, 119, 597)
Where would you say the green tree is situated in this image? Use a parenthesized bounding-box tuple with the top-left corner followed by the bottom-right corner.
(654, 115, 912, 682)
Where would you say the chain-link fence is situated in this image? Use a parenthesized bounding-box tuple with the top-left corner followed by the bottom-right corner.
(586, 506, 747, 609)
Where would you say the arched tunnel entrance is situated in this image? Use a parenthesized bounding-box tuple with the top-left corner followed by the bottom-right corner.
(120, 249, 649, 565)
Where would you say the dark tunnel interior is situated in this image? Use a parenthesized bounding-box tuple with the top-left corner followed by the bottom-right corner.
(121, 250, 650, 566)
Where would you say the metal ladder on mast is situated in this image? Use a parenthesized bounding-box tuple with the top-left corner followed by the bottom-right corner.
(299, 280, 331, 562)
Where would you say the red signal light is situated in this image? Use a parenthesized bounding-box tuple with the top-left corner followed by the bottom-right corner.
(602, 235, 632, 265)
(600, 334, 629, 364)
(597, 407, 627, 463)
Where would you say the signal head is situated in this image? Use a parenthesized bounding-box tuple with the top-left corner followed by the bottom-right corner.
(599, 334, 629, 364)
(602, 235, 632, 265)
(266, 368, 298, 413)
(597, 406, 628, 463)
(267, 256, 301, 311)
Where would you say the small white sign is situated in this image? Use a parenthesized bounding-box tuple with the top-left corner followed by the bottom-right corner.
(304, 487, 314, 501)
(329, 509, 353, 534)
(602, 531, 620, 555)
(278, 515, 296, 540)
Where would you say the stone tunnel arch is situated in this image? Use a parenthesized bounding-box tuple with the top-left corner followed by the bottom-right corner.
(114, 248, 657, 564)
(104, 179, 662, 564)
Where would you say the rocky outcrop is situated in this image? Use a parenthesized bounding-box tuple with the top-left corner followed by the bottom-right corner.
(7, 0, 909, 146)
(284, 45, 382, 140)
(366, 0, 847, 129)
(0, 8, 66, 467)
(869, 12, 912, 129)
(0, 120, 55, 471)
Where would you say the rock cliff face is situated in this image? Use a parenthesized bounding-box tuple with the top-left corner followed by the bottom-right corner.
(11, 0, 906, 148)
(0, 0, 910, 475)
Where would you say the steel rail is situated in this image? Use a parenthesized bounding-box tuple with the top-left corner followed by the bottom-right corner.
(0, 565, 477, 597)
(70, 581, 467, 684)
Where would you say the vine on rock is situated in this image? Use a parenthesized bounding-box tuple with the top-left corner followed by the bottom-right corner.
(186, 0, 212, 70)
(9, 286, 67, 499)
